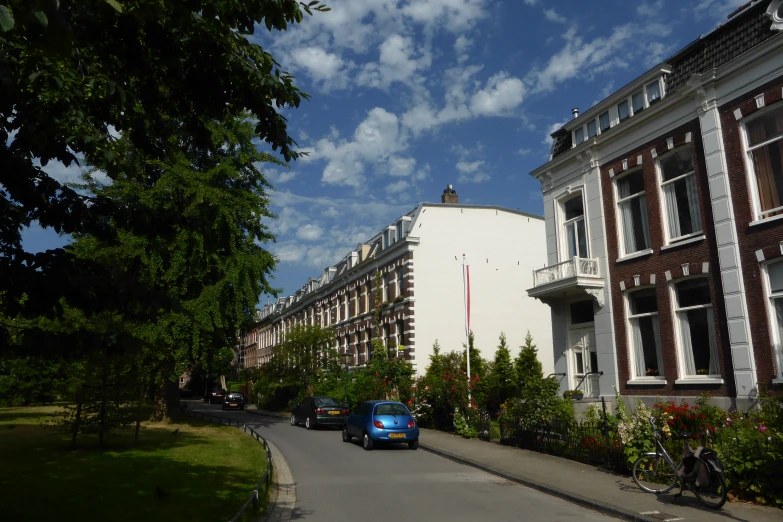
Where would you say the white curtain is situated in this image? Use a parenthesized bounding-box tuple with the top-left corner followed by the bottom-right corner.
(631, 318, 645, 378)
(707, 309, 719, 375)
(686, 175, 702, 233)
(639, 195, 651, 249)
(664, 182, 681, 238)
(566, 222, 576, 258)
(680, 312, 696, 375)
(652, 315, 662, 373)
(620, 201, 636, 253)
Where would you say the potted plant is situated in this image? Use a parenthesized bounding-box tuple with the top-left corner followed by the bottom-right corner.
(645, 368, 659, 377)
(563, 389, 584, 400)
(697, 368, 708, 375)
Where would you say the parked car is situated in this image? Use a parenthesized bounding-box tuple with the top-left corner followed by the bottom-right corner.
(222, 392, 245, 411)
(204, 388, 226, 404)
(342, 400, 419, 450)
(290, 396, 349, 430)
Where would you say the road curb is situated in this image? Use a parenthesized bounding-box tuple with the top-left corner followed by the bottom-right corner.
(419, 443, 658, 522)
(246, 408, 289, 420)
(260, 438, 296, 522)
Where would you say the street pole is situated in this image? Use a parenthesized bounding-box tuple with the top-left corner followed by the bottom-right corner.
(343, 363, 349, 407)
(463, 254, 471, 402)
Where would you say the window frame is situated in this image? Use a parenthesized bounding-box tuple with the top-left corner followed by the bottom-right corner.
(624, 286, 665, 382)
(558, 190, 590, 261)
(396, 267, 404, 298)
(739, 104, 783, 223)
(655, 146, 704, 245)
(613, 169, 651, 257)
(669, 276, 722, 381)
(762, 260, 783, 381)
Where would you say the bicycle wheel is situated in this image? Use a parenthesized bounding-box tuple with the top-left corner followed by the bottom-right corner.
(693, 467, 727, 509)
(632, 453, 678, 494)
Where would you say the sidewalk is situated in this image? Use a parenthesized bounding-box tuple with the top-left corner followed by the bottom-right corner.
(247, 407, 780, 522)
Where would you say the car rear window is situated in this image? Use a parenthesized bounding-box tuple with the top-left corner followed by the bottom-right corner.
(315, 397, 342, 407)
(227, 393, 243, 399)
(374, 403, 410, 416)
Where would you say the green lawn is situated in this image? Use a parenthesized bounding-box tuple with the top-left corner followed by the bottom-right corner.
(0, 405, 268, 522)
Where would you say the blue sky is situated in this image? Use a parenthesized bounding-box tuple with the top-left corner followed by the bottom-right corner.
(21, 0, 748, 302)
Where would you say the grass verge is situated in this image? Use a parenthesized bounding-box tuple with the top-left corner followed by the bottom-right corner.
(0, 405, 268, 522)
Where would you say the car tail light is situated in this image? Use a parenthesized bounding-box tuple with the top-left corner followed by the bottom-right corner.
(373, 420, 384, 429)
(316, 408, 326, 415)
(408, 420, 415, 428)
(341, 409, 349, 415)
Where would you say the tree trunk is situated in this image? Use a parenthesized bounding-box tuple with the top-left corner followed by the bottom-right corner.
(134, 383, 145, 444)
(71, 388, 84, 448)
(220, 375, 227, 390)
(151, 379, 180, 422)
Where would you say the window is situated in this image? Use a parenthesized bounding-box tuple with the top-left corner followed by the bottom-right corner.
(616, 170, 651, 255)
(587, 119, 597, 139)
(562, 195, 588, 259)
(396, 268, 404, 297)
(384, 273, 392, 301)
(180, 377, 185, 384)
(618, 100, 630, 122)
(574, 126, 585, 144)
(766, 262, 783, 378)
(744, 106, 783, 220)
(599, 111, 611, 133)
(632, 91, 645, 115)
(627, 288, 663, 378)
(646, 81, 661, 105)
(659, 148, 702, 242)
(396, 319, 405, 349)
(673, 278, 719, 377)
(396, 221, 404, 240)
(570, 300, 594, 325)
(383, 324, 391, 350)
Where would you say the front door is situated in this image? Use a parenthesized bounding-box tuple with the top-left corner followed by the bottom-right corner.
(570, 328, 597, 397)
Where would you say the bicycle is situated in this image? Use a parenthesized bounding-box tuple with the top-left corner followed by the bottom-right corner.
(477, 410, 492, 442)
(631, 416, 727, 509)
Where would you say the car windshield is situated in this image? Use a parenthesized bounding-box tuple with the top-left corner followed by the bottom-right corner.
(315, 397, 342, 407)
(227, 393, 242, 399)
(374, 403, 410, 416)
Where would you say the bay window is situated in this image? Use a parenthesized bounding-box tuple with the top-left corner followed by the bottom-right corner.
(616, 170, 651, 255)
(673, 278, 720, 377)
(659, 148, 702, 242)
(627, 288, 663, 379)
(562, 194, 588, 259)
(744, 105, 783, 220)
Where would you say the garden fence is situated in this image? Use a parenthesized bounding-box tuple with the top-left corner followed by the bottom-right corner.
(183, 409, 273, 522)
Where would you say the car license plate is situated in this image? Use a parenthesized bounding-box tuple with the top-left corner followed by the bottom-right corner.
(389, 433, 405, 439)
(230, 403, 237, 407)
(328, 410, 340, 415)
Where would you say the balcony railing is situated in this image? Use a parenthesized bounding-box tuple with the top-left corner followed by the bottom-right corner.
(533, 257, 600, 287)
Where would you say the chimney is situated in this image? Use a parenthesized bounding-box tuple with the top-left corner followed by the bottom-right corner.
(572, 107, 579, 119)
(441, 184, 459, 204)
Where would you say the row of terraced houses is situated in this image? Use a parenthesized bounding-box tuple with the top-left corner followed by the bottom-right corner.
(240, 0, 783, 410)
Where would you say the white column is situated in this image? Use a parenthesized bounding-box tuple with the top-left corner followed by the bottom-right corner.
(697, 89, 758, 398)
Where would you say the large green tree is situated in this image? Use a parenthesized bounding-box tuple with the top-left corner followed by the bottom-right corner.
(487, 333, 516, 410)
(0, 0, 326, 349)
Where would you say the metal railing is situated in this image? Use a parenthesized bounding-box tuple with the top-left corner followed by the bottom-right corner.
(532, 257, 600, 287)
(183, 409, 273, 522)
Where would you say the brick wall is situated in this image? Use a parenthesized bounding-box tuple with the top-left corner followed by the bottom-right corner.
(719, 75, 783, 386)
(601, 118, 733, 397)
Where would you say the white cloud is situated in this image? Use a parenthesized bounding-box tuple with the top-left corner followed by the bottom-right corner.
(296, 223, 324, 241)
(693, 0, 748, 21)
(543, 8, 566, 24)
(386, 180, 410, 194)
(543, 121, 568, 146)
(523, 0, 538, 5)
(400, 0, 488, 32)
(470, 72, 526, 116)
(357, 34, 431, 90)
(455, 159, 490, 184)
(290, 46, 352, 90)
(516, 148, 532, 156)
(454, 35, 472, 63)
(637, 0, 663, 17)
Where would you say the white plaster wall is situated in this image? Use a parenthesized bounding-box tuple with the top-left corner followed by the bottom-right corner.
(410, 205, 553, 376)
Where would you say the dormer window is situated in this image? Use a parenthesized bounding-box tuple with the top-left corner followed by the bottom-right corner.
(599, 111, 610, 133)
(632, 91, 645, 115)
(396, 221, 403, 240)
(587, 120, 597, 139)
(646, 81, 661, 105)
(574, 126, 585, 144)
(618, 100, 630, 122)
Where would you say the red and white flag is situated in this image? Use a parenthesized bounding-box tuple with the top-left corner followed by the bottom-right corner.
(466, 264, 471, 335)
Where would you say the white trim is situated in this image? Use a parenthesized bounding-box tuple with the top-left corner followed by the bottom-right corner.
(749, 213, 783, 228)
(760, 260, 783, 380)
(651, 148, 658, 159)
(627, 379, 667, 385)
(636, 155, 643, 165)
(660, 234, 706, 251)
(674, 378, 725, 385)
(740, 104, 783, 223)
(756, 249, 767, 262)
(734, 108, 743, 120)
(616, 248, 653, 263)
(619, 280, 626, 291)
(625, 287, 664, 380)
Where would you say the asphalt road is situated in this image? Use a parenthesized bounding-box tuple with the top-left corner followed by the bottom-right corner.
(189, 402, 616, 522)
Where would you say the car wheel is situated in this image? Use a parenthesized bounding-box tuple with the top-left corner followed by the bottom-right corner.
(363, 432, 374, 451)
(306, 416, 313, 430)
(342, 426, 351, 443)
(290, 414, 297, 426)
(408, 439, 419, 450)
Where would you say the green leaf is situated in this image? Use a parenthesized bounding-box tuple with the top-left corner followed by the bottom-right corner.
(0, 5, 14, 32)
(104, 0, 124, 13)
(33, 9, 48, 28)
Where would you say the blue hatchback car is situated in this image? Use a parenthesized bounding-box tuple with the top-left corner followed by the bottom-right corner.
(342, 400, 420, 450)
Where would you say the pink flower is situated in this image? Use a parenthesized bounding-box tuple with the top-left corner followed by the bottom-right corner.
(725, 418, 732, 427)
(759, 425, 768, 433)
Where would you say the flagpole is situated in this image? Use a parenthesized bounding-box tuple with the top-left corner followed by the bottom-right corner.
(463, 254, 471, 402)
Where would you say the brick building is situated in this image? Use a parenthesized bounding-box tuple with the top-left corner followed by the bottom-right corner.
(241, 186, 554, 376)
(529, 0, 783, 408)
